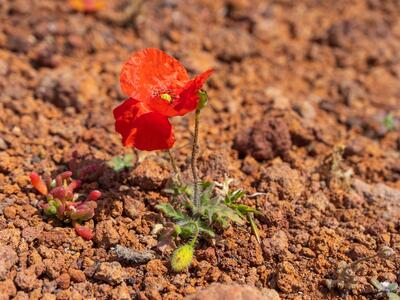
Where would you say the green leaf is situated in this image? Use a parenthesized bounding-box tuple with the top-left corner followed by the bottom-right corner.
(226, 189, 246, 204)
(248, 214, 261, 244)
(388, 283, 399, 292)
(388, 292, 400, 300)
(179, 225, 196, 239)
(383, 113, 395, 131)
(230, 203, 258, 214)
(156, 203, 185, 221)
(108, 154, 134, 172)
(198, 223, 216, 237)
(370, 278, 384, 291)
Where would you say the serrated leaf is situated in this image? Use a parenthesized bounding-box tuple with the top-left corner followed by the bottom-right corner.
(156, 203, 185, 221)
(230, 203, 258, 214)
(226, 189, 245, 204)
(198, 224, 215, 237)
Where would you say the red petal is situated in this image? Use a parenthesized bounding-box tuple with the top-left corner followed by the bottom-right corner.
(173, 69, 213, 116)
(113, 98, 149, 146)
(120, 48, 189, 100)
(113, 98, 175, 151)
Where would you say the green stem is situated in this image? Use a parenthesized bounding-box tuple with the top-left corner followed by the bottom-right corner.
(191, 109, 201, 208)
(189, 221, 199, 247)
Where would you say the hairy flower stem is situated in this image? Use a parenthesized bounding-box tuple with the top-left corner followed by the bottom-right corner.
(191, 109, 201, 208)
(167, 149, 182, 184)
(348, 254, 378, 270)
(189, 221, 199, 247)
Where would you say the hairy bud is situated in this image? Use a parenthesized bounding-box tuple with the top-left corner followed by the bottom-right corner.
(171, 244, 194, 272)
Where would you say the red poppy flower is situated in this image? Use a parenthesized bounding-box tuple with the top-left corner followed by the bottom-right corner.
(114, 48, 212, 151)
(113, 98, 175, 151)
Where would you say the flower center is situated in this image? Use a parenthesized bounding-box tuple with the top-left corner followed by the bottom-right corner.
(160, 93, 172, 103)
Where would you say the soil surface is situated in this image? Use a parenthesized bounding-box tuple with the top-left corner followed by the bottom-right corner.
(1, 0, 400, 299)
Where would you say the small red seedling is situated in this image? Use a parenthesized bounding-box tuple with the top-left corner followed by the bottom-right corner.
(29, 170, 101, 240)
(30, 172, 48, 195)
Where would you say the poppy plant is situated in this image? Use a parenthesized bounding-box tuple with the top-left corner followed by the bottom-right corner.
(113, 48, 212, 151)
(112, 49, 261, 272)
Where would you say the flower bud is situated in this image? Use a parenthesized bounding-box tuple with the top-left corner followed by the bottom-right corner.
(197, 90, 208, 109)
(30, 172, 48, 195)
(171, 244, 194, 272)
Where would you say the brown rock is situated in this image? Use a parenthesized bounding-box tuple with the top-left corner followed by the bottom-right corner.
(69, 269, 86, 283)
(56, 273, 70, 289)
(258, 163, 304, 201)
(35, 67, 99, 111)
(21, 226, 41, 243)
(185, 283, 280, 300)
(14, 267, 41, 291)
(276, 262, 300, 293)
(3, 206, 16, 219)
(94, 262, 125, 285)
(146, 259, 167, 276)
(131, 159, 169, 191)
(111, 283, 131, 300)
(353, 179, 400, 219)
(0, 279, 17, 299)
(94, 220, 120, 249)
(234, 118, 292, 162)
(39, 230, 67, 247)
(211, 28, 256, 61)
(0, 245, 18, 280)
(262, 230, 289, 259)
(122, 195, 144, 219)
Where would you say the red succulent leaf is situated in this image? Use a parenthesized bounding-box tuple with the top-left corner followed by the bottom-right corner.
(30, 172, 48, 195)
(86, 190, 101, 202)
(74, 223, 94, 240)
(113, 98, 175, 150)
(66, 180, 81, 194)
(70, 205, 95, 221)
(56, 203, 66, 220)
(49, 186, 66, 199)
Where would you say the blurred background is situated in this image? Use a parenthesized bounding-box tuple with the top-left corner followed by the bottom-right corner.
(0, 1, 399, 299)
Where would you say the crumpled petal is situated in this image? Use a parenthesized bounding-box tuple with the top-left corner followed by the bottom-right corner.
(120, 48, 189, 100)
(145, 69, 213, 117)
(173, 69, 213, 116)
(113, 98, 175, 151)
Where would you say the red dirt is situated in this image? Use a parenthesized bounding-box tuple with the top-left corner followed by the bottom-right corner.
(0, 0, 400, 299)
